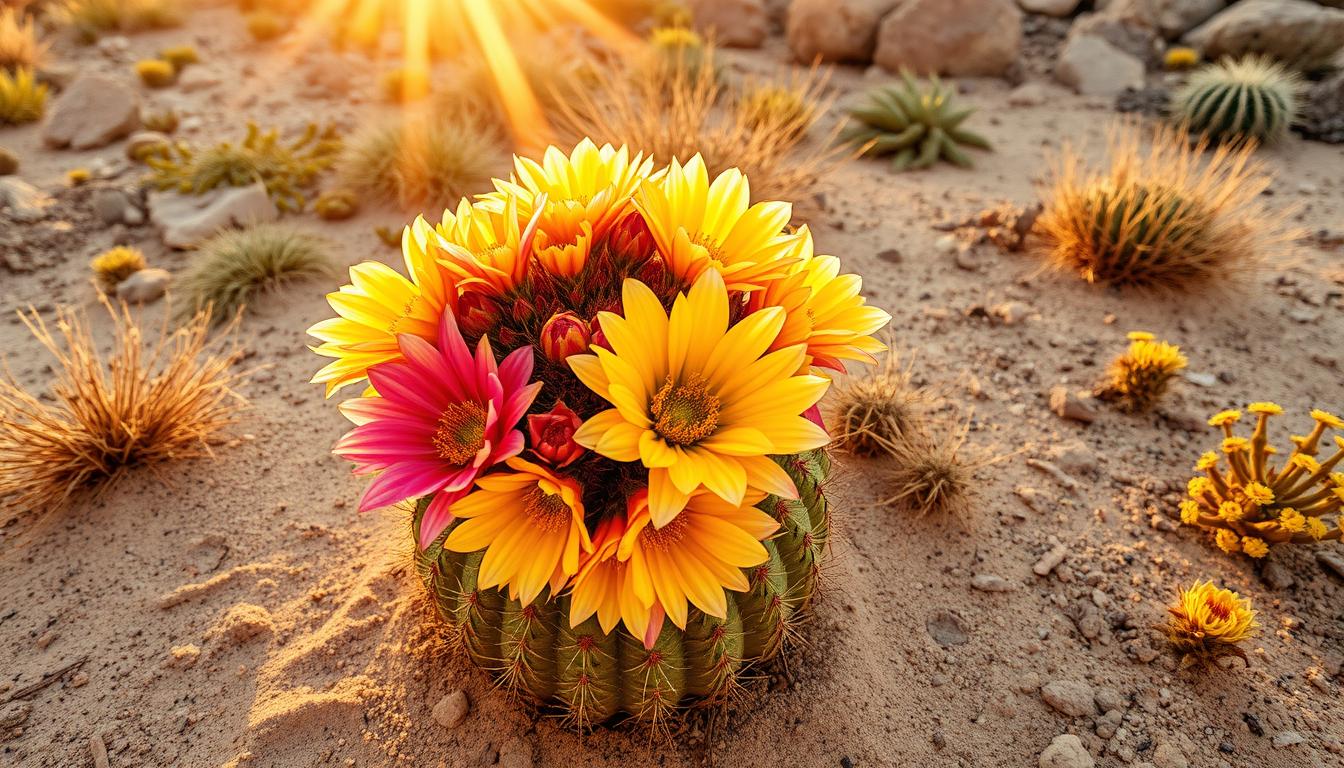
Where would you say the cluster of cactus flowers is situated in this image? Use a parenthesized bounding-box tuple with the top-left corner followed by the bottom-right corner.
(1164, 580, 1258, 666)
(1095, 331, 1187, 412)
(309, 139, 890, 724)
(1180, 405, 1344, 558)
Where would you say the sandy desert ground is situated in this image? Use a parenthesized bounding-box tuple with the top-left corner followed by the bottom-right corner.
(2, 4, 1344, 768)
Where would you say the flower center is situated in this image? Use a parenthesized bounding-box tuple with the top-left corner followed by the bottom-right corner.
(522, 486, 570, 532)
(639, 513, 689, 550)
(1205, 598, 1231, 622)
(690, 232, 727, 266)
(649, 374, 720, 446)
(432, 402, 487, 466)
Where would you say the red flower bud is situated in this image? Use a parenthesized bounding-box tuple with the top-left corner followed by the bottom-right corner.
(605, 211, 655, 264)
(528, 400, 585, 467)
(540, 311, 591, 364)
(456, 291, 496, 338)
(588, 319, 611, 352)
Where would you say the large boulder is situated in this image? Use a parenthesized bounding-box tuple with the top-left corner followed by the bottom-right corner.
(41, 75, 140, 150)
(149, 182, 278, 249)
(1071, 10, 1161, 64)
(786, 0, 903, 63)
(1056, 28, 1146, 96)
(685, 0, 768, 48)
(1018, 0, 1081, 16)
(873, 0, 1023, 76)
(1185, 0, 1344, 71)
(1097, 0, 1225, 40)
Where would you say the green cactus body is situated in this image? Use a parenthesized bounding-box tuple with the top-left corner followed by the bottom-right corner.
(841, 71, 990, 172)
(1173, 56, 1299, 145)
(412, 449, 831, 725)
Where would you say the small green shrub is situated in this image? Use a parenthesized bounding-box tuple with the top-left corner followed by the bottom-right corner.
(178, 224, 334, 321)
(339, 116, 500, 211)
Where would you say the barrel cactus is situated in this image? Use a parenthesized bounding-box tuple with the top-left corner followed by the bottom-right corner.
(412, 449, 831, 724)
(841, 71, 991, 172)
(310, 141, 889, 729)
(1173, 55, 1300, 145)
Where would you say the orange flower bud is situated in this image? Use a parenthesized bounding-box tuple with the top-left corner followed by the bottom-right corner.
(528, 400, 585, 467)
(540, 311, 590, 363)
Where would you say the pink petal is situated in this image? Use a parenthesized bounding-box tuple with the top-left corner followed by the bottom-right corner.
(802, 403, 826, 431)
(419, 488, 469, 549)
(492, 429, 525, 463)
(398, 332, 467, 403)
(368, 363, 446, 417)
(642, 603, 665, 650)
(501, 381, 542, 431)
(440, 461, 483, 493)
(497, 345, 535, 394)
(358, 462, 453, 512)
(437, 310, 477, 386)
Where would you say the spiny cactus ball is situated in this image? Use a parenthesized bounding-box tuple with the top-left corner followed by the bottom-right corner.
(90, 246, 147, 291)
(737, 84, 812, 135)
(1174, 56, 1299, 145)
(1037, 124, 1279, 289)
(0, 67, 48, 125)
(1095, 331, 1187, 412)
(135, 58, 176, 88)
(1180, 406, 1344, 558)
(314, 188, 358, 221)
(829, 354, 927, 457)
(879, 419, 978, 518)
(841, 71, 991, 172)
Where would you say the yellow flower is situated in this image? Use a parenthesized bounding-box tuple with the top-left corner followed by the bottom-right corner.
(633, 154, 801, 291)
(746, 226, 890, 375)
(571, 270, 831, 525)
(1165, 580, 1258, 650)
(1242, 482, 1273, 506)
(1241, 537, 1268, 558)
(1278, 508, 1305, 533)
(1179, 500, 1201, 525)
(1215, 529, 1240, 554)
(1188, 477, 1212, 498)
(567, 514, 661, 646)
(1329, 472, 1343, 487)
(484, 139, 655, 277)
(1222, 436, 1249, 453)
(1218, 501, 1244, 522)
(430, 195, 537, 297)
(617, 487, 779, 630)
(1290, 454, 1321, 472)
(308, 228, 456, 396)
(1312, 409, 1344, 429)
(444, 457, 593, 605)
(1195, 452, 1219, 471)
(1127, 330, 1155, 341)
(1208, 410, 1242, 427)
(1247, 402, 1283, 415)
(1306, 517, 1329, 540)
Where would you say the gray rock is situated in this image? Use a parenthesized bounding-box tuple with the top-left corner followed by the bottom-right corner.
(1048, 441, 1097, 476)
(116, 268, 171, 304)
(1056, 32, 1145, 96)
(1094, 687, 1125, 713)
(1185, 0, 1344, 71)
(972, 573, 1017, 592)
(0, 177, 54, 222)
(1318, 550, 1344, 579)
(1039, 733, 1095, 768)
(1095, 709, 1123, 739)
(926, 610, 970, 646)
(1018, 0, 1080, 16)
(90, 188, 136, 225)
(685, 0, 767, 48)
(787, 0, 902, 63)
(1049, 386, 1098, 424)
(874, 0, 1023, 76)
(149, 182, 278, 248)
(1271, 731, 1304, 748)
(430, 690, 469, 729)
(1155, 0, 1225, 39)
(41, 75, 140, 150)
(176, 67, 223, 93)
(1041, 679, 1097, 717)
(1261, 559, 1295, 590)
(1009, 81, 1051, 106)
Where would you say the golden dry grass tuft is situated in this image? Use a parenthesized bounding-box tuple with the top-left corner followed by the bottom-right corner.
(0, 299, 248, 518)
(554, 42, 843, 204)
(339, 115, 502, 212)
(0, 7, 47, 72)
(0, 66, 47, 125)
(1035, 122, 1290, 289)
(829, 351, 931, 458)
(876, 415, 994, 519)
(58, 0, 182, 43)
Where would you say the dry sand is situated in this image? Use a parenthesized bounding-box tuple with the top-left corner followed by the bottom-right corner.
(2, 10, 1343, 768)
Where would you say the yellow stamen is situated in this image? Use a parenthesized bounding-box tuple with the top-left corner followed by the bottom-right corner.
(650, 374, 721, 446)
(432, 402, 487, 465)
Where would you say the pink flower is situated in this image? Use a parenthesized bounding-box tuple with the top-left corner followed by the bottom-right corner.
(527, 400, 585, 467)
(334, 311, 541, 549)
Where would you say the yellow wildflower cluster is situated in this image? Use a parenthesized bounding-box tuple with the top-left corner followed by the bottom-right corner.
(1096, 331, 1188, 411)
(1180, 405, 1344, 557)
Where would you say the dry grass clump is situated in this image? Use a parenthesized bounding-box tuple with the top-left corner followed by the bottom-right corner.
(58, 0, 182, 43)
(0, 299, 248, 517)
(90, 246, 148, 291)
(554, 42, 841, 203)
(0, 66, 47, 124)
(339, 115, 502, 212)
(1036, 122, 1287, 289)
(177, 224, 334, 321)
(0, 7, 47, 72)
(876, 416, 984, 519)
(829, 352, 930, 457)
(1094, 331, 1187, 412)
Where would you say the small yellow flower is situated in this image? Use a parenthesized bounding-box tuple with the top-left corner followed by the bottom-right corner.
(1218, 501, 1244, 522)
(1247, 402, 1283, 415)
(1215, 529, 1240, 553)
(1195, 452, 1219, 471)
(1306, 517, 1329, 540)
(1127, 331, 1156, 341)
(1241, 537, 1269, 558)
(1312, 409, 1344, 429)
(1221, 437, 1249, 453)
(1188, 477, 1213, 498)
(1331, 472, 1344, 487)
(1290, 454, 1321, 472)
(1208, 410, 1242, 427)
(1165, 580, 1258, 650)
(1163, 47, 1200, 71)
(1179, 500, 1201, 525)
(1242, 482, 1273, 506)
(1278, 508, 1305, 533)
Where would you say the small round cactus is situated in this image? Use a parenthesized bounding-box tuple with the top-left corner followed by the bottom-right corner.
(1095, 331, 1188, 412)
(90, 246, 147, 292)
(841, 71, 991, 172)
(135, 59, 176, 88)
(1173, 56, 1300, 145)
